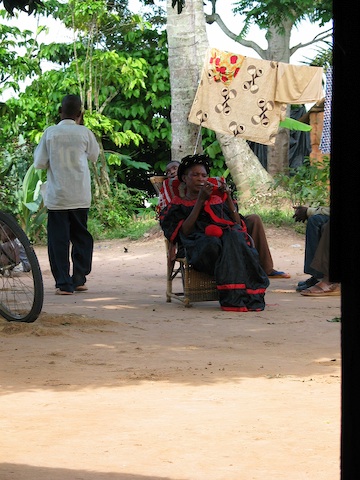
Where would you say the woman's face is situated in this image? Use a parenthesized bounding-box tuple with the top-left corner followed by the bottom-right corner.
(183, 165, 208, 192)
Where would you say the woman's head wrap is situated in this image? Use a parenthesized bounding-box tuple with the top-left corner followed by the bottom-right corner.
(177, 154, 211, 182)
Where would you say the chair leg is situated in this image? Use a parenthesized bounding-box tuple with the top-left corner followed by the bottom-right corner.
(165, 243, 217, 306)
(166, 259, 175, 302)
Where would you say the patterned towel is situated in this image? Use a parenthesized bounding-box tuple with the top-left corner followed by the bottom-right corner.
(188, 48, 324, 146)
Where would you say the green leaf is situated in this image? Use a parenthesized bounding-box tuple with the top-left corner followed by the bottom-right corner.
(279, 117, 312, 132)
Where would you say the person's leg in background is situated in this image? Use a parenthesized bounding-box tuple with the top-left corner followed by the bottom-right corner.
(47, 210, 73, 294)
(303, 214, 329, 278)
(69, 208, 94, 291)
(301, 220, 340, 296)
(244, 213, 290, 278)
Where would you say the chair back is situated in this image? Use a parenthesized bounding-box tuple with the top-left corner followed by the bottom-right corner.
(150, 176, 166, 195)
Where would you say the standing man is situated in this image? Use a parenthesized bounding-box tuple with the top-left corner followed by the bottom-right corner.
(34, 94, 100, 295)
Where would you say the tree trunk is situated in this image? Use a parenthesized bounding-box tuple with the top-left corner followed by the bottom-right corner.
(264, 24, 292, 175)
(267, 127, 290, 177)
(91, 142, 110, 200)
(217, 132, 273, 200)
(167, 0, 209, 161)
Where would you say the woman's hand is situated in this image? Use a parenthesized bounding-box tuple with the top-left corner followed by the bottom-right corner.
(219, 179, 231, 195)
(198, 181, 214, 201)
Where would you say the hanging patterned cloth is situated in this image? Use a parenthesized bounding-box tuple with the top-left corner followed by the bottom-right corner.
(188, 48, 324, 146)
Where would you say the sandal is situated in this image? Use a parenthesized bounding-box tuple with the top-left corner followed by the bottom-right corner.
(301, 282, 341, 297)
(268, 270, 291, 279)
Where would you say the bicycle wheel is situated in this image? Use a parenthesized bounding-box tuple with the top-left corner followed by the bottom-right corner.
(0, 211, 44, 323)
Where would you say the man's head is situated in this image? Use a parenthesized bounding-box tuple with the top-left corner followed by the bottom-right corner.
(59, 95, 82, 121)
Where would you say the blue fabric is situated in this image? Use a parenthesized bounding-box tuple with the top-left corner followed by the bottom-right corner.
(304, 214, 329, 278)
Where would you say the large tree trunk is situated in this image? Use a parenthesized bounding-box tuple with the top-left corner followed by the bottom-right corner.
(264, 24, 292, 175)
(166, 0, 273, 194)
(166, 0, 208, 161)
(217, 133, 273, 200)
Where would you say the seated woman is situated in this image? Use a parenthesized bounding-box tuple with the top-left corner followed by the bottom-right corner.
(159, 154, 270, 312)
(157, 160, 290, 279)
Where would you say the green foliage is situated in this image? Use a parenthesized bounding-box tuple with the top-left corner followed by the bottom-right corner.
(202, 129, 228, 176)
(302, 44, 332, 68)
(0, 136, 47, 241)
(0, 16, 41, 95)
(0, 135, 34, 212)
(232, 0, 332, 32)
(90, 181, 152, 232)
(0, 152, 18, 212)
(105, 153, 151, 182)
(17, 164, 47, 242)
(88, 212, 157, 241)
(279, 117, 312, 131)
(270, 157, 330, 207)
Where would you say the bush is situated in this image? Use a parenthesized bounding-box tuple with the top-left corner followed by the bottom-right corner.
(89, 183, 157, 240)
(270, 157, 330, 207)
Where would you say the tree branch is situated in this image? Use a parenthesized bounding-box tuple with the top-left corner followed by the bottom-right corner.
(205, 12, 267, 58)
(290, 28, 332, 56)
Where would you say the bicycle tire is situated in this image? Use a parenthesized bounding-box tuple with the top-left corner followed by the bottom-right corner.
(0, 211, 44, 323)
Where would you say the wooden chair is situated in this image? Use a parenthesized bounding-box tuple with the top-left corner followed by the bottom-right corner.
(150, 175, 219, 307)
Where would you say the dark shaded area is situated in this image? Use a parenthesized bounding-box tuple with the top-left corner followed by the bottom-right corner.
(248, 105, 311, 170)
(2, 0, 43, 15)
(331, 2, 360, 478)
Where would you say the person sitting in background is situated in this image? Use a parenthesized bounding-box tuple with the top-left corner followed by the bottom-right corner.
(157, 160, 181, 216)
(160, 154, 269, 311)
(165, 160, 180, 179)
(158, 159, 290, 280)
(300, 220, 340, 296)
(293, 205, 330, 291)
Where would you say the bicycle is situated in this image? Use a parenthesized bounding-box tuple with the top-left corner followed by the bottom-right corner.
(0, 211, 44, 323)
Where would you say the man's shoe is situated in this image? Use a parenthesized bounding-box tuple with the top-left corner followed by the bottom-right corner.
(296, 276, 319, 292)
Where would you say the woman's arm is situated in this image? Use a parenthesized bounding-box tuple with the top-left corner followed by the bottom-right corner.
(181, 197, 206, 236)
(219, 180, 241, 224)
(181, 182, 214, 236)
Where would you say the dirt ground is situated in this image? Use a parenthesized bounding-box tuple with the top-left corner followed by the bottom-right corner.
(0, 225, 341, 480)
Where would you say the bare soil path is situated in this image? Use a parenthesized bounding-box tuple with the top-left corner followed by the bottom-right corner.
(0, 226, 341, 480)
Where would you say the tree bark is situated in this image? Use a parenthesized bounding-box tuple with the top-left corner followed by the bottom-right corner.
(166, 0, 209, 161)
(217, 132, 273, 200)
